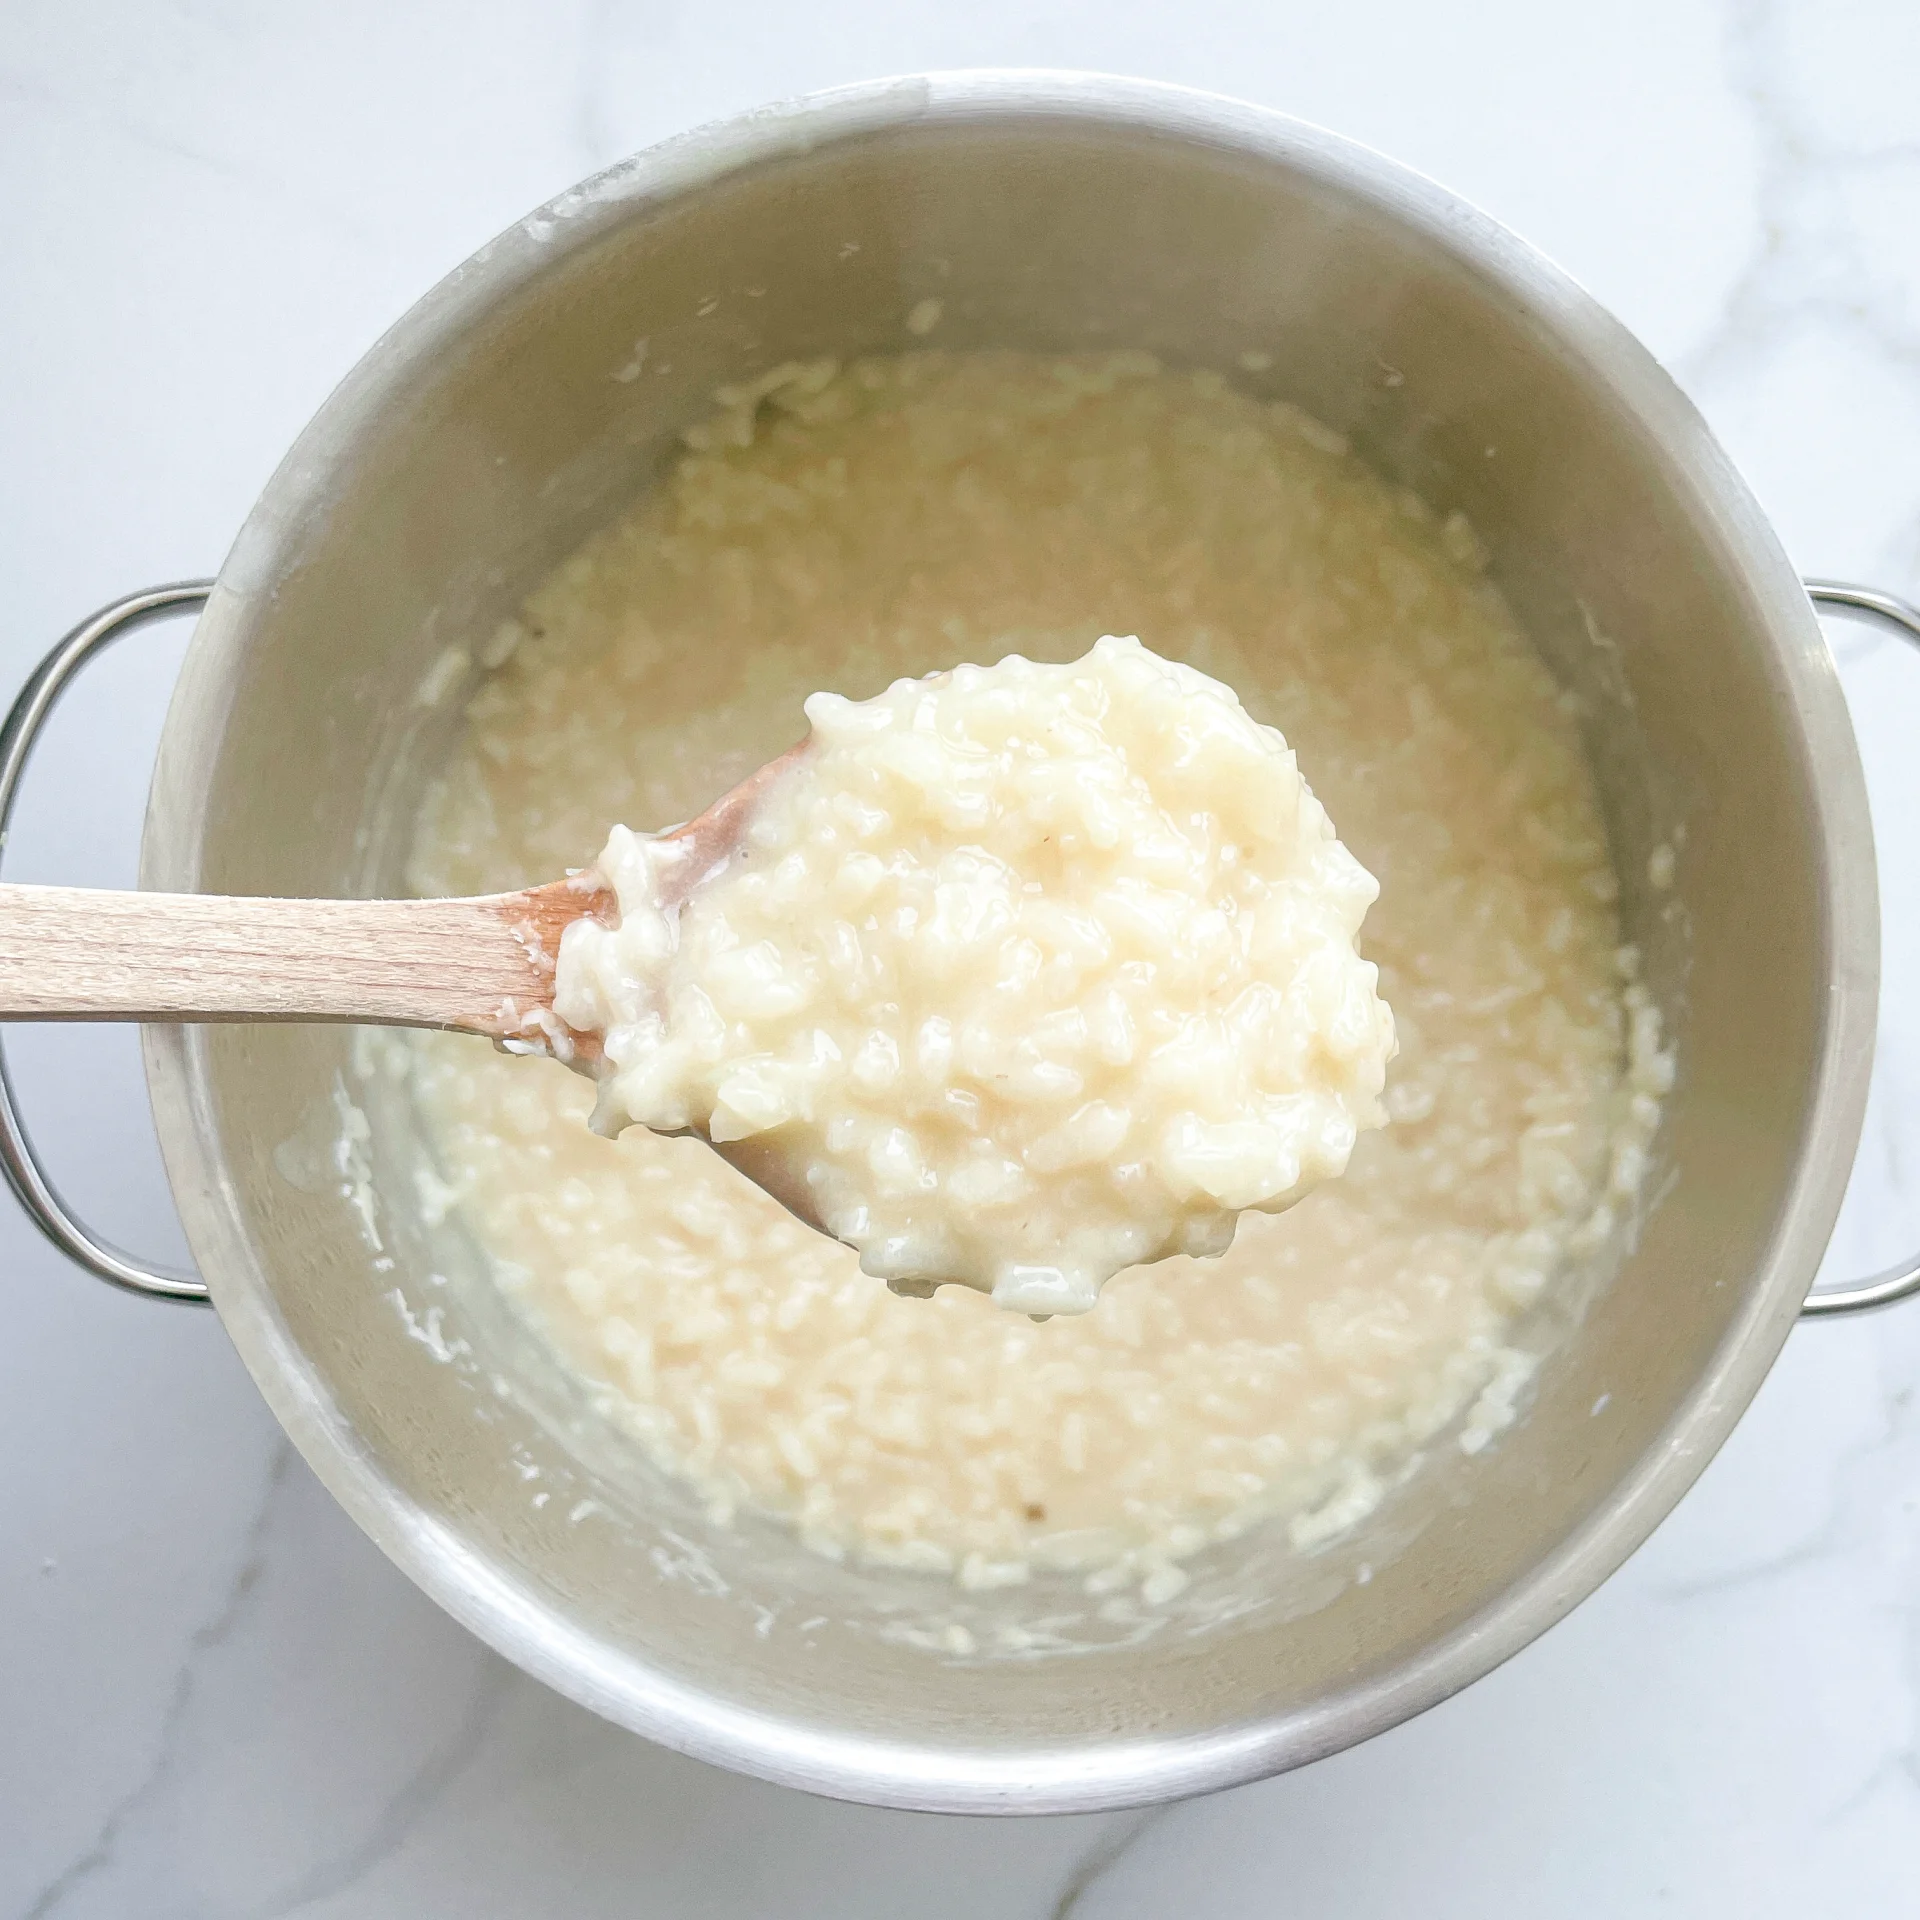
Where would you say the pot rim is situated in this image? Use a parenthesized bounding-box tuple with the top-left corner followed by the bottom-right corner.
(139, 69, 1877, 1813)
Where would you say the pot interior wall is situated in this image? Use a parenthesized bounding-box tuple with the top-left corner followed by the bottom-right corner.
(146, 101, 1843, 1790)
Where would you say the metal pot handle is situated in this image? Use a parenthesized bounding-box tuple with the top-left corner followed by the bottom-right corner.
(1800, 579, 1920, 1316)
(0, 582, 214, 1303)
(2, 577, 1914, 1319)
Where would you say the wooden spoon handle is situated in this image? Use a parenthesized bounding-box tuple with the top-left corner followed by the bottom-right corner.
(0, 878, 606, 1038)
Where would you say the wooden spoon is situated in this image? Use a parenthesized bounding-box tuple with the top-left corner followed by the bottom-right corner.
(0, 742, 807, 1058)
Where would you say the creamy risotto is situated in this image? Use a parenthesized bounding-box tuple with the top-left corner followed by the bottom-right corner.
(556, 635, 1396, 1316)
(406, 350, 1668, 1599)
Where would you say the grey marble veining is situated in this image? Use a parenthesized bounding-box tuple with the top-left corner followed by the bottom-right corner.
(4, 1, 1920, 1913)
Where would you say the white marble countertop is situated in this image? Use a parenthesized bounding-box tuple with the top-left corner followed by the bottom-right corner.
(5, 1, 1920, 1912)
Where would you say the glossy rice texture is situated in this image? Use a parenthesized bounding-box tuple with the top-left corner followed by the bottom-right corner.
(555, 635, 1396, 1315)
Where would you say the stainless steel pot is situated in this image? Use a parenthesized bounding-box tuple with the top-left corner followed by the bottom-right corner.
(7, 73, 1919, 1815)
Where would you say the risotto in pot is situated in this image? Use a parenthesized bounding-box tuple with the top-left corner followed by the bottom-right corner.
(403, 350, 1668, 1602)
